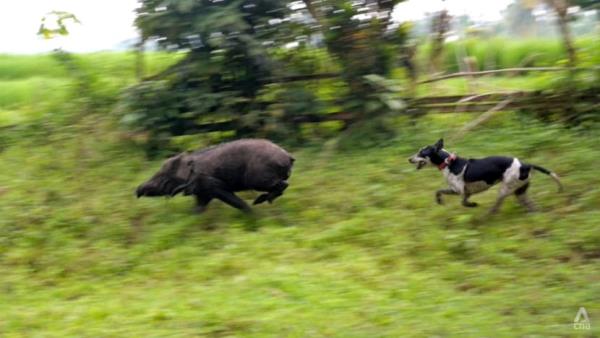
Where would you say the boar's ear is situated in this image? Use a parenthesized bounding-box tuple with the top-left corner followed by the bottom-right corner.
(162, 153, 183, 175)
(185, 157, 195, 176)
(174, 155, 195, 180)
(170, 154, 183, 166)
(434, 138, 444, 152)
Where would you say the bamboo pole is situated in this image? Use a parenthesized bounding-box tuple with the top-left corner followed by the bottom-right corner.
(418, 67, 599, 84)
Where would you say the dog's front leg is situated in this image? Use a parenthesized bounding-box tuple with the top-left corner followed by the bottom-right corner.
(436, 188, 458, 205)
(461, 193, 478, 207)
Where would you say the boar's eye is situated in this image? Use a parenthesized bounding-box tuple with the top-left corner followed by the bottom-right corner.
(186, 160, 195, 175)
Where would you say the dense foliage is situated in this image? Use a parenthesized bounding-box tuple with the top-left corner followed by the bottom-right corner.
(122, 0, 409, 148)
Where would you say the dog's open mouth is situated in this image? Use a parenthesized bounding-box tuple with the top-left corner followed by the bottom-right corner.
(408, 157, 427, 170)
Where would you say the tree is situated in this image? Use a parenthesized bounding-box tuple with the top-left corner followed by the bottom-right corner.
(524, 0, 599, 67)
(545, 0, 577, 67)
(429, 10, 451, 74)
(124, 0, 410, 150)
(126, 0, 294, 145)
(548, 0, 600, 67)
(503, 1, 537, 37)
(300, 0, 409, 119)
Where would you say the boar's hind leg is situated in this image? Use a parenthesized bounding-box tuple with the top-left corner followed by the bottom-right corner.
(213, 188, 252, 213)
(253, 180, 288, 205)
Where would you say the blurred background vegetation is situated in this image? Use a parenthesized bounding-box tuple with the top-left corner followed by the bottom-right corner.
(0, 0, 599, 336)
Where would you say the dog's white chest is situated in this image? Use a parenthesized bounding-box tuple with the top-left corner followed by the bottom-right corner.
(443, 168, 465, 193)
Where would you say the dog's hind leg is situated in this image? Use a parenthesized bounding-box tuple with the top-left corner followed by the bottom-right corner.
(488, 186, 512, 214)
(436, 188, 458, 205)
(514, 183, 536, 212)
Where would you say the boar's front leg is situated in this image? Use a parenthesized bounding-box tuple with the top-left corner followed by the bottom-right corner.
(213, 188, 252, 213)
(194, 195, 212, 213)
(197, 176, 251, 213)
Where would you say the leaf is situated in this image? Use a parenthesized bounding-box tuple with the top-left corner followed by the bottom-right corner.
(177, 0, 195, 13)
(385, 98, 405, 112)
(37, 11, 81, 39)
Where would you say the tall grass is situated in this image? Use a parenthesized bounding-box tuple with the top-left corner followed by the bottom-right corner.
(0, 54, 68, 80)
(0, 52, 179, 124)
(417, 37, 599, 73)
(0, 52, 178, 81)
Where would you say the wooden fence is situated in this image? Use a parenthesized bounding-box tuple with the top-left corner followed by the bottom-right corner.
(182, 89, 597, 133)
(184, 66, 598, 132)
(409, 91, 571, 114)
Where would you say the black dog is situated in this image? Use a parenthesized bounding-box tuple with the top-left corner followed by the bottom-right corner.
(409, 139, 563, 214)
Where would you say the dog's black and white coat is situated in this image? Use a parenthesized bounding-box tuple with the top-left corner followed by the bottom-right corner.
(409, 139, 563, 214)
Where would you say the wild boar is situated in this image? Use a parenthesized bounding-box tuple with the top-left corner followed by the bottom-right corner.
(136, 139, 294, 213)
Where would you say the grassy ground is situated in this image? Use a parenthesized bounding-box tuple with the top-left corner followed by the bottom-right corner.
(1, 112, 599, 337)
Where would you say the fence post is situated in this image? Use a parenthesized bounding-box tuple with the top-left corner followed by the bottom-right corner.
(135, 38, 145, 81)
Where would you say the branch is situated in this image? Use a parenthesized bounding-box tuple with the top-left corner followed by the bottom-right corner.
(451, 97, 514, 141)
(453, 93, 497, 114)
(418, 67, 599, 84)
(264, 72, 340, 83)
(302, 0, 326, 28)
(291, 111, 354, 123)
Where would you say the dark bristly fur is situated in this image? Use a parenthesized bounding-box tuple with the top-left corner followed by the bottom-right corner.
(136, 139, 294, 213)
(409, 138, 563, 214)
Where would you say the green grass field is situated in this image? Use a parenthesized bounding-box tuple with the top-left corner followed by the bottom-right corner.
(0, 52, 178, 126)
(1, 112, 599, 337)
(0, 43, 599, 336)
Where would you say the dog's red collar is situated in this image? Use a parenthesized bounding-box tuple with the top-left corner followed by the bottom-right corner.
(438, 153, 457, 170)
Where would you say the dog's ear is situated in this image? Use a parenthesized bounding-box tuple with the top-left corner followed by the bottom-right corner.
(434, 138, 444, 151)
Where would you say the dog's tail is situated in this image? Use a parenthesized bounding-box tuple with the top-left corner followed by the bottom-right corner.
(531, 164, 563, 192)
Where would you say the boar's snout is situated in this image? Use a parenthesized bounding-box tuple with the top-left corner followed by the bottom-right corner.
(136, 182, 161, 198)
(136, 177, 188, 198)
(136, 184, 148, 198)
